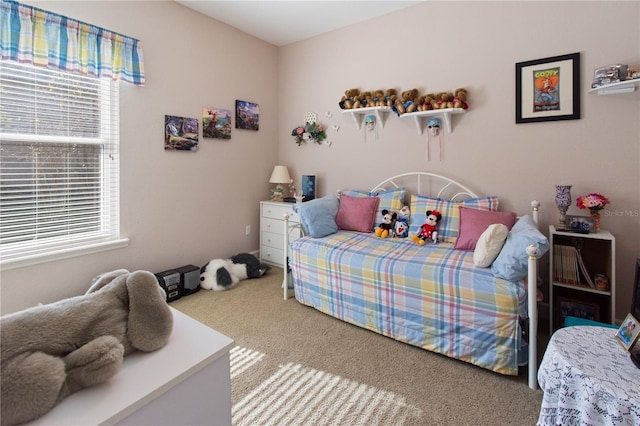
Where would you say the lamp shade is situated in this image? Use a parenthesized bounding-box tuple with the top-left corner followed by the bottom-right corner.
(269, 165, 291, 184)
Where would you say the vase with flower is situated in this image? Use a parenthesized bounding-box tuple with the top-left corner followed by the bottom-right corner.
(576, 192, 610, 232)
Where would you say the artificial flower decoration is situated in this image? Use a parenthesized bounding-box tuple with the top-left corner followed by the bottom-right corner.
(576, 193, 610, 212)
(292, 121, 326, 146)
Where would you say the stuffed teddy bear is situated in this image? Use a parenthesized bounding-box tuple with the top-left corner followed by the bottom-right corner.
(394, 204, 411, 238)
(384, 88, 397, 107)
(392, 88, 419, 116)
(339, 88, 360, 109)
(200, 252, 271, 291)
(375, 209, 397, 238)
(0, 269, 173, 426)
(411, 210, 442, 245)
(373, 90, 385, 107)
(453, 88, 469, 109)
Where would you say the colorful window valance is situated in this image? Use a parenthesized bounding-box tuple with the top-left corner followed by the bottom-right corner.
(0, 0, 145, 85)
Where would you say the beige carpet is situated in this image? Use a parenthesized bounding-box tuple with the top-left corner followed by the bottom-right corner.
(171, 267, 544, 426)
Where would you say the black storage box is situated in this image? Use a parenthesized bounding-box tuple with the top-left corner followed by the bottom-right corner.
(155, 269, 183, 302)
(176, 264, 201, 295)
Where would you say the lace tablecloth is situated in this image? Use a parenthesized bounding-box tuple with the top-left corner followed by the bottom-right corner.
(537, 326, 640, 426)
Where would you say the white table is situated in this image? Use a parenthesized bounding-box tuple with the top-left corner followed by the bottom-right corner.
(28, 308, 234, 426)
(537, 326, 640, 425)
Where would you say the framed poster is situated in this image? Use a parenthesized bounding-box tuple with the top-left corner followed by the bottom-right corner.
(235, 100, 259, 131)
(516, 52, 580, 123)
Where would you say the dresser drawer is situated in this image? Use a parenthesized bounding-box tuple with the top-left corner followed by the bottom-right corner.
(261, 217, 284, 235)
(262, 203, 299, 222)
(262, 230, 284, 249)
(261, 245, 285, 267)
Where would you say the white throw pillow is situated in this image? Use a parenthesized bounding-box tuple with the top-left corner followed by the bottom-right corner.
(473, 224, 509, 267)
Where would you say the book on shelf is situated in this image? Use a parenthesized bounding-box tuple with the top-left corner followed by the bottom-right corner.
(553, 244, 594, 288)
(576, 248, 595, 288)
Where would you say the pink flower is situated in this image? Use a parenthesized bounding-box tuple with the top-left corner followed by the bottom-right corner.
(576, 193, 610, 211)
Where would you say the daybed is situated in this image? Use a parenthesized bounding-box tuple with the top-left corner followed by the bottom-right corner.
(282, 172, 548, 390)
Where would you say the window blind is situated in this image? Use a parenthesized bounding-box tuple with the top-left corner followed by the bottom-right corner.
(0, 60, 120, 265)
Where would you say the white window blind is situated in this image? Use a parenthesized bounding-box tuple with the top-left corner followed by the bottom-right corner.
(0, 61, 122, 267)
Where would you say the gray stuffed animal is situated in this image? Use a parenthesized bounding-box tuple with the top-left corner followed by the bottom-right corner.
(0, 269, 173, 426)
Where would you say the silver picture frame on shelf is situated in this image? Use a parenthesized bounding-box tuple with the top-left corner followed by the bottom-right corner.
(566, 215, 596, 234)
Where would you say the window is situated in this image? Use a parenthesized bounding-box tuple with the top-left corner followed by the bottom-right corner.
(0, 61, 125, 269)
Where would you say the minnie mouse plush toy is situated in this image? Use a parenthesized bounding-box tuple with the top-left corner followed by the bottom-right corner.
(411, 210, 441, 245)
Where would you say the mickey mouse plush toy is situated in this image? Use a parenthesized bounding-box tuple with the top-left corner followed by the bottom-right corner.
(411, 210, 441, 245)
(375, 209, 397, 238)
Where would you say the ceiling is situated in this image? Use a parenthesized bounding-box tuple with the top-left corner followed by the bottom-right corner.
(175, 1, 424, 47)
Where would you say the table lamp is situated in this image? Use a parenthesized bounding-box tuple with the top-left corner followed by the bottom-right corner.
(269, 165, 291, 201)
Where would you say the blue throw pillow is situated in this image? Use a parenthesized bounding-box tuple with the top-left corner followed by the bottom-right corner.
(491, 215, 549, 281)
(293, 195, 339, 238)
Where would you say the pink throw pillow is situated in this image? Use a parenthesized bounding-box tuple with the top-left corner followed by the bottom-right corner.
(454, 207, 517, 251)
(335, 194, 379, 233)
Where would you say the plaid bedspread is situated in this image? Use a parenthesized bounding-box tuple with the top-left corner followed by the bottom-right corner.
(290, 231, 527, 375)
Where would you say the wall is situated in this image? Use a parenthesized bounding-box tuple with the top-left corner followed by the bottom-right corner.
(1, 1, 638, 321)
(1, 1, 279, 312)
(277, 1, 640, 319)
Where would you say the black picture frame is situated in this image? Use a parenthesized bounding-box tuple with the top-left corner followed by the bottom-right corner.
(516, 52, 580, 123)
(302, 175, 316, 202)
(556, 296, 600, 327)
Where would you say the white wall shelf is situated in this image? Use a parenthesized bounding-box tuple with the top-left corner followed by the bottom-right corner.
(399, 108, 466, 134)
(588, 79, 640, 95)
(341, 106, 391, 129)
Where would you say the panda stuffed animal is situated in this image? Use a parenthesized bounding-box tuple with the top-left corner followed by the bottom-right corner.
(200, 253, 271, 291)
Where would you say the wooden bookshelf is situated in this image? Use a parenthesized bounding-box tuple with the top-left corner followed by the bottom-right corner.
(549, 225, 615, 332)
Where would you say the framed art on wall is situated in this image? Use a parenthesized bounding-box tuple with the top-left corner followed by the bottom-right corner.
(235, 100, 259, 131)
(515, 52, 580, 123)
(164, 115, 199, 151)
(202, 107, 232, 139)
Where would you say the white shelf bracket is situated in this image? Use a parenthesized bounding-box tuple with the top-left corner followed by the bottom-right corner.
(342, 106, 391, 130)
(402, 108, 465, 135)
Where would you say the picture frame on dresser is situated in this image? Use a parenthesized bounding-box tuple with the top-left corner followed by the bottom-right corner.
(556, 296, 600, 327)
(515, 52, 580, 123)
(615, 313, 640, 351)
(566, 214, 596, 234)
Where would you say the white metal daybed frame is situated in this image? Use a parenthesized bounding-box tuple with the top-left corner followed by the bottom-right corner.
(282, 172, 541, 390)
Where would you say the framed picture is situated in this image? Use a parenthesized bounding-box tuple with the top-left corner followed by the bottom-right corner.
(556, 296, 600, 327)
(302, 175, 316, 201)
(615, 313, 640, 351)
(566, 214, 596, 234)
(515, 52, 580, 123)
(202, 107, 231, 139)
(164, 115, 199, 151)
(235, 100, 259, 131)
